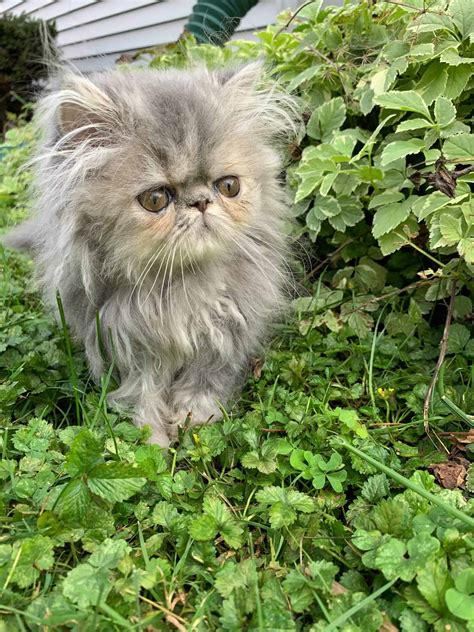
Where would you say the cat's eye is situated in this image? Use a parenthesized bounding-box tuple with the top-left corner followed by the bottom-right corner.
(215, 176, 240, 198)
(137, 187, 171, 213)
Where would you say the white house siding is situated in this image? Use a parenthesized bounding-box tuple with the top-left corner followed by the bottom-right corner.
(0, 0, 300, 72)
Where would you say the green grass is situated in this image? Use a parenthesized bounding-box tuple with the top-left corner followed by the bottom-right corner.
(1, 131, 473, 630)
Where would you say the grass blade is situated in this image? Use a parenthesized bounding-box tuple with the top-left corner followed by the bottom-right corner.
(340, 439, 474, 529)
(324, 578, 397, 631)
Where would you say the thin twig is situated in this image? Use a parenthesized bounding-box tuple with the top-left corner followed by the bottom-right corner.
(304, 239, 355, 280)
(274, 0, 318, 37)
(453, 164, 474, 179)
(423, 281, 457, 435)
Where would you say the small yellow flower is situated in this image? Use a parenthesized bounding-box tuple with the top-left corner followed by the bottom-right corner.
(377, 387, 395, 400)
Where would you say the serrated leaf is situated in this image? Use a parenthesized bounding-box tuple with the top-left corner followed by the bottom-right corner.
(189, 514, 218, 541)
(374, 90, 431, 119)
(62, 563, 110, 609)
(64, 429, 103, 477)
(416, 61, 449, 104)
(458, 237, 474, 263)
(444, 133, 474, 160)
(381, 139, 425, 166)
(55, 479, 90, 521)
(396, 118, 432, 133)
(295, 159, 326, 202)
(378, 216, 419, 255)
(87, 462, 146, 503)
(361, 474, 390, 502)
(416, 557, 452, 611)
(444, 65, 472, 99)
(448, 0, 474, 39)
(88, 538, 130, 568)
(373, 199, 412, 238)
(307, 96, 346, 141)
(434, 96, 456, 127)
(439, 210, 464, 245)
(313, 194, 341, 218)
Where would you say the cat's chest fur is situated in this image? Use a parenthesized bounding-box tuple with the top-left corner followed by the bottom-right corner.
(87, 253, 271, 377)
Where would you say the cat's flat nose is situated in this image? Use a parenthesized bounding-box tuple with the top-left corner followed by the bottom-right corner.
(191, 198, 210, 213)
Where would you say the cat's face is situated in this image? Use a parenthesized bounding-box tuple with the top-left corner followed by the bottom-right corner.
(45, 65, 290, 281)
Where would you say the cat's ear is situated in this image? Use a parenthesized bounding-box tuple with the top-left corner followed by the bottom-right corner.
(217, 62, 263, 90)
(53, 75, 119, 145)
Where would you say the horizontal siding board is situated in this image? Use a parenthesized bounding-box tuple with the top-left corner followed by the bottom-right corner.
(62, 19, 188, 59)
(0, 0, 25, 12)
(58, 0, 160, 30)
(28, 0, 96, 20)
(22, 0, 56, 14)
(57, 2, 194, 45)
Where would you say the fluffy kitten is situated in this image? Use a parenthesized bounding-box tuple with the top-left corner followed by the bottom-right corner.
(5, 64, 295, 446)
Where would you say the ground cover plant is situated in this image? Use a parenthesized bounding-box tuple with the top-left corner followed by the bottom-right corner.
(0, 0, 473, 629)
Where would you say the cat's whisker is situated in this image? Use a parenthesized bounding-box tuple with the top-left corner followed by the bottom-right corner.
(139, 241, 172, 312)
(131, 241, 168, 308)
(179, 249, 193, 314)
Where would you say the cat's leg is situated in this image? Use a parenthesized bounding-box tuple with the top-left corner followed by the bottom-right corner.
(168, 352, 247, 436)
(108, 369, 174, 448)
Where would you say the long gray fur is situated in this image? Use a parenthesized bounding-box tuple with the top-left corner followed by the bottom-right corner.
(4, 64, 296, 446)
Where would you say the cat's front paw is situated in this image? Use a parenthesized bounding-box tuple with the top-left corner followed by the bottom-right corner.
(133, 416, 171, 448)
(171, 393, 223, 430)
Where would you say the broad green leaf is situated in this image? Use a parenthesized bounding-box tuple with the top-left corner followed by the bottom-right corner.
(434, 96, 456, 127)
(328, 205, 364, 231)
(62, 563, 110, 609)
(443, 134, 474, 160)
(369, 190, 404, 209)
(378, 216, 419, 255)
(458, 237, 474, 263)
(307, 97, 346, 141)
(347, 311, 374, 338)
(416, 557, 452, 611)
(396, 118, 432, 133)
(444, 65, 472, 99)
(336, 407, 369, 438)
(373, 199, 412, 239)
(455, 569, 474, 595)
(295, 158, 326, 202)
(327, 469, 347, 492)
(241, 448, 277, 474)
(55, 479, 90, 521)
(447, 323, 470, 353)
(440, 48, 474, 65)
(8, 536, 54, 589)
(448, 0, 474, 39)
(381, 139, 425, 166)
(87, 462, 146, 503)
(313, 194, 341, 218)
(374, 90, 431, 119)
(445, 589, 474, 621)
(220, 520, 244, 549)
(373, 538, 406, 580)
(320, 171, 338, 196)
(439, 210, 464, 245)
(64, 429, 103, 477)
(189, 514, 218, 541)
(88, 538, 130, 568)
(408, 12, 456, 34)
(416, 61, 449, 104)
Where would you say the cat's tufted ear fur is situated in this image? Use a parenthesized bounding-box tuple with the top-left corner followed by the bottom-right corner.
(216, 62, 263, 89)
(47, 74, 120, 145)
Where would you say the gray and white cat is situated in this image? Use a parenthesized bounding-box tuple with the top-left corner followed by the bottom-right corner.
(5, 64, 296, 446)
